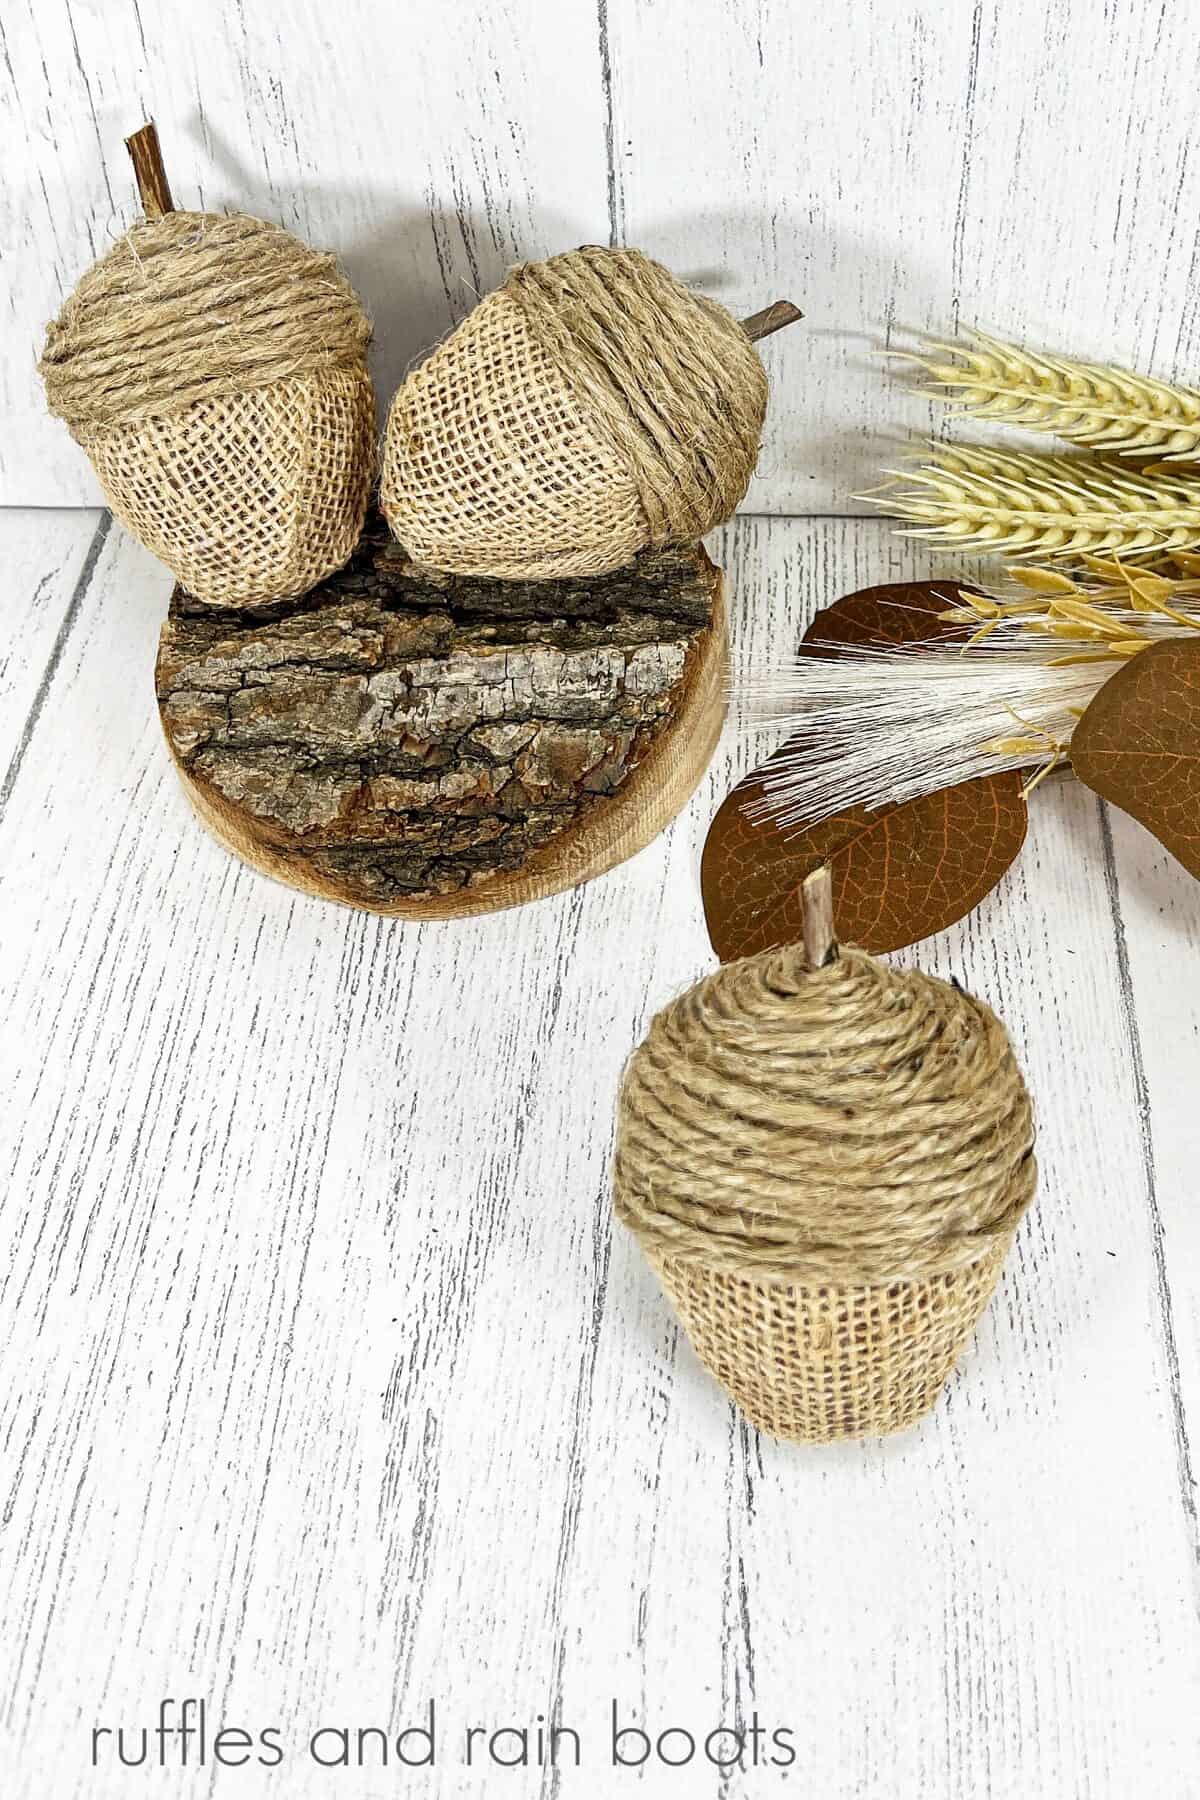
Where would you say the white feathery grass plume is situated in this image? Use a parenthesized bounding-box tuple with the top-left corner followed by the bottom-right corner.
(742, 573, 1200, 830)
(864, 444, 1200, 561)
(744, 642, 1106, 829)
(895, 330, 1200, 459)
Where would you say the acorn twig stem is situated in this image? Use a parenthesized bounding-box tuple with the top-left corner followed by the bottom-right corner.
(741, 300, 804, 343)
(125, 121, 174, 219)
(802, 865, 838, 969)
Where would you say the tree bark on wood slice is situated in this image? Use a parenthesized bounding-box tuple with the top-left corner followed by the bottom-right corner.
(155, 514, 727, 918)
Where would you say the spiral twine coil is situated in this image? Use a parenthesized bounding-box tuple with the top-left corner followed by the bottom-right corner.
(39, 212, 375, 607)
(40, 211, 372, 434)
(508, 247, 767, 545)
(381, 246, 768, 580)
(615, 945, 1036, 1441)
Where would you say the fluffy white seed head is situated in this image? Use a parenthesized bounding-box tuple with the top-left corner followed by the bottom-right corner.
(741, 630, 1127, 827)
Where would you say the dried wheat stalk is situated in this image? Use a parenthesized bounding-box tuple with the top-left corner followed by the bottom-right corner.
(740, 566, 1200, 827)
(896, 330, 1200, 459)
(745, 642, 1105, 827)
(949, 554, 1200, 642)
(867, 444, 1200, 560)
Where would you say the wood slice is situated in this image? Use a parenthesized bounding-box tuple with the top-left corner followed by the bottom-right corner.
(155, 515, 727, 918)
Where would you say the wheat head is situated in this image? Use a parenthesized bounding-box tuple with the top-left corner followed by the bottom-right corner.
(898, 329, 1200, 459)
(866, 444, 1200, 560)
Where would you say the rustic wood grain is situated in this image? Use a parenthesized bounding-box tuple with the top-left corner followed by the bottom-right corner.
(3, 510, 1200, 1799)
(1097, 800, 1200, 1562)
(123, 121, 174, 219)
(604, 0, 1200, 516)
(0, 508, 106, 786)
(156, 520, 726, 916)
(10, 2, 1200, 514)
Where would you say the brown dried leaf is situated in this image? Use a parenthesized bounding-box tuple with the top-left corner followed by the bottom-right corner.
(702, 776, 1029, 957)
(801, 578, 965, 653)
(1071, 637, 1200, 877)
(702, 583, 1029, 957)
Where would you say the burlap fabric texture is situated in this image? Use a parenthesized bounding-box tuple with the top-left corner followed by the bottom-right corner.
(614, 944, 1036, 1444)
(380, 246, 769, 580)
(40, 212, 375, 608)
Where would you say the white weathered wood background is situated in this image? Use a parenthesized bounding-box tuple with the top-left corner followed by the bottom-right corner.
(4, 507, 1200, 1796)
(5, 1, 1200, 1795)
(7, 0, 1200, 509)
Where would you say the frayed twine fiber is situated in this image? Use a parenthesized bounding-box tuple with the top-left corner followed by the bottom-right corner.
(40, 212, 375, 607)
(380, 245, 768, 581)
(614, 945, 1036, 1442)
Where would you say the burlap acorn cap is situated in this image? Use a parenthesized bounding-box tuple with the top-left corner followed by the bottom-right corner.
(40, 212, 375, 607)
(614, 944, 1037, 1443)
(380, 246, 769, 581)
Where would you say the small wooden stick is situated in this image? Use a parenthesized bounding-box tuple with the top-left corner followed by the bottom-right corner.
(125, 121, 175, 219)
(741, 299, 804, 343)
(801, 865, 838, 969)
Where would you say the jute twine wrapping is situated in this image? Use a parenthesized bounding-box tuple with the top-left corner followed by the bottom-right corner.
(380, 246, 769, 580)
(40, 212, 375, 607)
(614, 945, 1036, 1443)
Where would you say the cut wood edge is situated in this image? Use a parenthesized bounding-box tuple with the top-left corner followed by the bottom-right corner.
(125, 121, 175, 219)
(740, 300, 804, 344)
(801, 865, 838, 969)
(162, 554, 728, 921)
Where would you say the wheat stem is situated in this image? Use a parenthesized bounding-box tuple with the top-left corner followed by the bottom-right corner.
(901, 329, 1200, 459)
(942, 561, 1200, 659)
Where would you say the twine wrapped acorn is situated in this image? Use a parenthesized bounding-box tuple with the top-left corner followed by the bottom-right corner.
(39, 124, 375, 608)
(614, 871, 1036, 1443)
(380, 246, 799, 580)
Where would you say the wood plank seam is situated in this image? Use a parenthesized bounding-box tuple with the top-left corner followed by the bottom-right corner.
(0, 510, 111, 822)
(718, 1411, 758, 1800)
(595, 0, 624, 248)
(538, 1195, 612, 1800)
(1096, 793, 1200, 1593)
